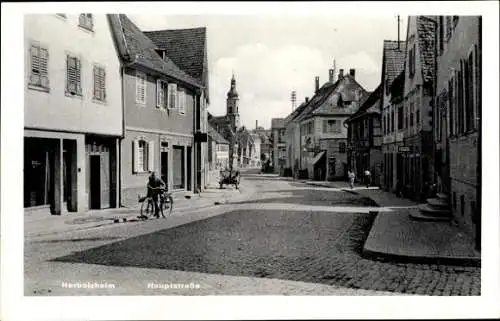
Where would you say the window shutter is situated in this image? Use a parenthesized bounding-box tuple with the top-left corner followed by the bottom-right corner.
(76, 58, 82, 95)
(148, 140, 155, 171)
(40, 47, 49, 88)
(156, 80, 160, 108)
(133, 140, 139, 173)
(101, 67, 106, 101)
(30, 45, 40, 85)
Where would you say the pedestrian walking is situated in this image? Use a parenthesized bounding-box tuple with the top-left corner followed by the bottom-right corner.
(364, 169, 371, 188)
(348, 170, 355, 189)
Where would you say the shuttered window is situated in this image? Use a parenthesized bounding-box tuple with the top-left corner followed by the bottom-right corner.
(66, 55, 82, 96)
(79, 14, 93, 31)
(93, 65, 106, 102)
(29, 43, 49, 89)
(177, 89, 186, 114)
(156, 79, 168, 109)
(136, 71, 146, 104)
(133, 139, 154, 173)
(168, 83, 177, 109)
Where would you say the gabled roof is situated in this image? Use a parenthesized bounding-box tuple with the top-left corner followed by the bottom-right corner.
(144, 27, 210, 103)
(107, 15, 202, 89)
(294, 80, 339, 122)
(346, 83, 383, 123)
(416, 16, 436, 84)
(382, 40, 406, 86)
(312, 77, 368, 116)
(207, 124, 229, 144)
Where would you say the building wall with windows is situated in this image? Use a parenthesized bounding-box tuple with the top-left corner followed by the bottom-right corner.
(121, 67, 196, 206)
(24, 14, 121, 215)
(436, 16, 481, 240)
(24, 14, 122, 136)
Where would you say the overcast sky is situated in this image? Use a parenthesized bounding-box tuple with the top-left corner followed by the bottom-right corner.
(130, 14, 407, 129)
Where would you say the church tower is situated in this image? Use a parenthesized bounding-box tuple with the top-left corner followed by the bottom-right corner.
(226, 74, 240, 129)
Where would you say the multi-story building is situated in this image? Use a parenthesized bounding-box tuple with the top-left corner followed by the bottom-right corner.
(380, 40, 407, 192)
(345, 84, 383, 185)
(295, 69, 368, 181)
(144, 27, 210, 191)
(271, 118, 286, 174)
(109, 15, 205, 206)
(283, 99, 309, 177)
(24, 14, 122, 214)
(398, 16, 436, 201)
(434, 16, 481, 248)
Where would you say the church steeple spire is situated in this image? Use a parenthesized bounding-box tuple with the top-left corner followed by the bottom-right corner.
(227, 72, 238, 98)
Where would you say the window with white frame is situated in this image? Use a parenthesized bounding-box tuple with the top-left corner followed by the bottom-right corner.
(177, 88, 186, 114)
(156, 79, 168, 109)
(168, 83, 177, 109)
(79, 14, 94, 31)
(93, 64, 106, 102)
(136, 71, 146, 104)
(29, 43, 49, 90)
(133, 139, 154, 173)
(66, 54, 82, 96)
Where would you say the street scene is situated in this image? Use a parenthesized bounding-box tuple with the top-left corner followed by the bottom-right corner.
(22, 13, 482, 297)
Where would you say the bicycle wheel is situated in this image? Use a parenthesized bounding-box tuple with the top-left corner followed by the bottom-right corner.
(140, 198, 154, 218)
(161, 195, 173, 216)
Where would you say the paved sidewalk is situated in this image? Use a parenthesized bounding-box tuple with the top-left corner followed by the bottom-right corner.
(303, 180, 480, 266)
(25, 184, 246, 239)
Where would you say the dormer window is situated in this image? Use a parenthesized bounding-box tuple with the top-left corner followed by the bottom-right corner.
(338, 95, 344, 107)
(155, 49, 167, 60)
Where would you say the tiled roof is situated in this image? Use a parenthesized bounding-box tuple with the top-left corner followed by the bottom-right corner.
(383, 40, 407, 86)
(309, 76, 369, 117)
(107, 15, 202, 88)
(417, 16, 436, 84)
(346, 83, 383, 123)
(207, 124, 229, 144)
(271, 118, 285, 129)
(295, 81, 339, 122)
(144, 27, 209, 102)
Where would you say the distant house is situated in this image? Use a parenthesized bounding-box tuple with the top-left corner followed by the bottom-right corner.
(271, 118, 286, 174)
(293, 68, 368, 181)
(108, 15, 204, 206)
(207, 124, 230, 171)
(380, 40, 407, 192)
(24, 14, 122, 214)
(283, 99, 309, 177)
(345, 84, 383, 185)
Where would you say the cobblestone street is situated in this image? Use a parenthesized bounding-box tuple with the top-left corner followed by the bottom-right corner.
(38, 172, 481, 296)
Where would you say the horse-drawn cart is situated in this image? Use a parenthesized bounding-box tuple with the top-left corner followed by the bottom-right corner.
(219, 169, 240, 189)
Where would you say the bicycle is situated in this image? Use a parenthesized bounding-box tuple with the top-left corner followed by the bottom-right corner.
(138, 187, 174, 220)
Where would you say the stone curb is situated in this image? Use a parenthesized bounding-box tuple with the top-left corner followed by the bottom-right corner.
(300, 180, 481, 267)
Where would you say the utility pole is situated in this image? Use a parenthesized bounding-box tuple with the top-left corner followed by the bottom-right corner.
(291, 90, 297, 111)
(398, 15, 401, 50)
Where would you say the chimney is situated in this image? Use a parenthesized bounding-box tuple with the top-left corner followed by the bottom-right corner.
(305, 97, 309, 103)
(256, 120, 258, 131)
(315, 76, 320, 93)
(329, 69, 335, 83)
(338, 69, 344, 79)
(349, 69, 356, 78)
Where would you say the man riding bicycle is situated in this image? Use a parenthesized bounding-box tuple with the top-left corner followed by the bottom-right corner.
(147, 171, 166, 218)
